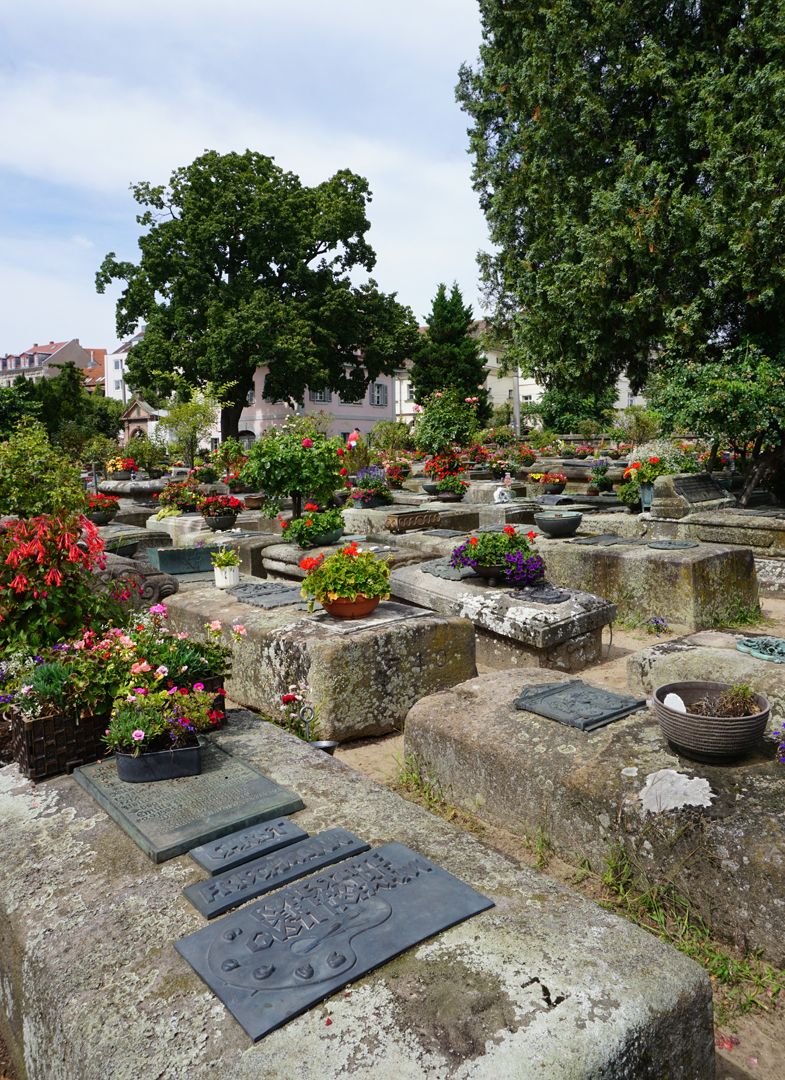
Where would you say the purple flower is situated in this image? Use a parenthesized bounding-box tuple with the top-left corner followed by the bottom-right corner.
(131, 729, 145, 742)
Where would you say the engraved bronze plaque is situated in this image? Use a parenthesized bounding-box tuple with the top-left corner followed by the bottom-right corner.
(74, 742, 304, 863)
(175, 842, 494, 1041)
(184, 829, 370, 918)
(384, 510, 441, 534)
(190, 818, 309, 875)
(672, 473, 728, 504)
(515, 681, 646, 731)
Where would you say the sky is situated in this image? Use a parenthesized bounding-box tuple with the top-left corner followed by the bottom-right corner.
(0, 0, 490, 355)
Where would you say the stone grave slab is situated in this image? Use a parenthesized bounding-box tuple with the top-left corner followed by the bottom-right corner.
(384, 509, 442, 533)
(228, 582, 307, 609)
(73, 742, 304, 863)
(165, 586, 477, 741)
(391, 561, 615, 672)
(190, 818, 309, 875)
(534, 533, 759, 631)
(423, 528, 467, 538)
(650, 471, 736, 519)
(184, 828, 370, 918)
(175, 842, 494, 1041)
(514, 680, 647, 731)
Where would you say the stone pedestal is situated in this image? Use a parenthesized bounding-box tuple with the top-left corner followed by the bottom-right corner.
(165, 587, 477, 741)
(390, 561, 615, 672)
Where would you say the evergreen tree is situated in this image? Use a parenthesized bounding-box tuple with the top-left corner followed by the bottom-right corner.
(457, 0, 785, 404)
(410, 283, 491, 422)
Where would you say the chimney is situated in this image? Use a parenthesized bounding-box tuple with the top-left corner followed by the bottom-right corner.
(33, 343, 37, 348)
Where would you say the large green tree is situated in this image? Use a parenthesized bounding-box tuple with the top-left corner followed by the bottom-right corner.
(410, 283, 491, 421)
(0, 366, 122, 452)
(97, 150, 419, 439)
(457, 0, 785, 401)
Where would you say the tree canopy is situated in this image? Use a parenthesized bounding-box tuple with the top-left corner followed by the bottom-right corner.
(0, 365, 123, 452)
(409, 283, 491, 422)
(457, 0, 785, 401)
(97, 150, 419, 439)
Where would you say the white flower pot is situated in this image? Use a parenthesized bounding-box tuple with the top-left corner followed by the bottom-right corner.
(214, 565, 240, 589)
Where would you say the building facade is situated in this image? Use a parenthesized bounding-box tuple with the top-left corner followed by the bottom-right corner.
(0, 339, 93, 389)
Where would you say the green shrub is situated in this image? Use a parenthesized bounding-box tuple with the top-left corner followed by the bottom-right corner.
(0, 420, 85, 517)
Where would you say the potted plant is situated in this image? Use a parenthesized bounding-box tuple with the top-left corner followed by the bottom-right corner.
(653, 681, 770, 763)
(106, 456, 138, 480)
(153, 478, 203, 518)
(191, 461, 220, 484)
(487, 449, 513, 480)
(85, 492, 120, 525)
(530, 471, 568, 494)
(103, 685, 225, 782)
(299, 541, 391, 618)
(574, 444, 594, 460)
(449, 526, 545, 586)
(422, 450, 468, 495)
(434, 473, 469, 501)
(348, 466, 394, 508)
(240, 421, 345, 518)
(587, 461, 614, 496)
(623, 457, 669, 510)
(211, 545, 241, 589)
(280, 504, 344, 548)
(199, 493, 245, 531)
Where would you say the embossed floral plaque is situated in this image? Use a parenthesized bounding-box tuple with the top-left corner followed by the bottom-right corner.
(175, 842, 494, 1041)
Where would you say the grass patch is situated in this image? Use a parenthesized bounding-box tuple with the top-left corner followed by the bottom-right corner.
(601, 844, 784, 1022)
(708, 600, 763, 629)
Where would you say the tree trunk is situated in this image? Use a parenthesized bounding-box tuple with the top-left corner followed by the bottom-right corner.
(706, 439, 720, 472)
(739, 445, 777, 507)
(220, 401, 244, 442)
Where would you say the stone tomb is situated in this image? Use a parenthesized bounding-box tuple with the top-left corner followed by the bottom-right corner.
(405, 667, 785, 967)
(73, 741, 304, 862)
(0, 711, 714, 1077)
(534, 533, 759, 631)
(184, 827, 370, 918)
(165, 586, 476, 741)
(176, 842, 494, 1042)
(390, 559, 615, 672)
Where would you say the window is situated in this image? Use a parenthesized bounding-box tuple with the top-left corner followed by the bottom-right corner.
(340, 393, 364, 405)
(114, 379, 122, 391)
(308, 389, 332, 403)
(404, 381, 415, 402)
(627, 393, 636, 407)
(246, 389, 255, 405)
(114, 359, 122, 370)
(211, 438, 220, 451)
(371, 382, 388, 407)
(522, 394, 533, 403)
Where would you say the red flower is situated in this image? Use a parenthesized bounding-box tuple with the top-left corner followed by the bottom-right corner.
(304, 502, 319, 511)
(337, 448, 344, 457)
(468, 537, 478, 546)
(301, 438, 313, 448)
(527, 530, 537, 541)
(339, 468, 348, 476)
(503, 525, 516, 537)
(281, 693, 297, 704)
(648, 456, 660, 464)
(280, 519, 289, 529)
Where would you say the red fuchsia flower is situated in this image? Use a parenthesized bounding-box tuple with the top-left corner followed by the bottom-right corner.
(281, 693, 297, 704)
(44, 568, 63, 586)
(10, 574, 29, 592)
(301, 438, 313, 448)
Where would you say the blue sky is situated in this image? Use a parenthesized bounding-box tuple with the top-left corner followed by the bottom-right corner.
(0, 0, 488, 354)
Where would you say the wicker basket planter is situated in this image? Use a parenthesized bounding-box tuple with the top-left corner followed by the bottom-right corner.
(653, 681, 770, 763)
(11, 710, 108, 781)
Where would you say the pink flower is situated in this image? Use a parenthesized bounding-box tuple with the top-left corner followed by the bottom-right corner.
(301, 438, 313, 448)
(134, 687, 148, 696)
(130, 660, 151, 674)
(192, 682, 205, 692)
(148, 603, 168, 616)
(209, 620, 222, 632)
(232, 624, 247, 637)
(131, 729, 145, 742)
(154, 665, 168, 677)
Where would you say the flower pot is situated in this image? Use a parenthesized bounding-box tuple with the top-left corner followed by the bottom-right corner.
(146, 468, 165, 479)
(653, 681, 770, 763)
(115, 742, 202, 783)
(534, 511, 583, 538)
(472, 564, 511, 586)
(204, 513, 238, 532)
(321, 595, 381, 619)
(354, 496, 388, 509)
(421, 482, 439, 495)
(543, 483, 566, 494)
(586, 486, 600, 497)
(214, 565, 240, 589)
(640, 481, 654, 511)
(87, 511, 117, 526)
(468, 468, 493, 480)
(301, 528, 344, 549)
(109, 469, 134, 480)
(574, 452, 590, 460)
(11, 710, 108, 780)
(435, 491, 465, 502)
(243, 494, 265, 510)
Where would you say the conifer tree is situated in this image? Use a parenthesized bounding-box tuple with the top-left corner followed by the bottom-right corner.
(410, 283, 491, 422)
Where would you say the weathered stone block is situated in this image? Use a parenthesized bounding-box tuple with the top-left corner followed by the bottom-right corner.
(391, 561, 615, 671)
(342, 503, 481, 535)
(0, 714, 714, 1079)
(165, 586, 477, 741)
(535, 535, 759, 630)
(405, 668, 785, 966)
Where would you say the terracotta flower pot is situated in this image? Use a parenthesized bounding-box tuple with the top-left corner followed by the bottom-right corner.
(320, 595, 381, 619)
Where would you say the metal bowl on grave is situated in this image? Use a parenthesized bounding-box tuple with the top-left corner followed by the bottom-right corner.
(533, 510, 583, 538)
